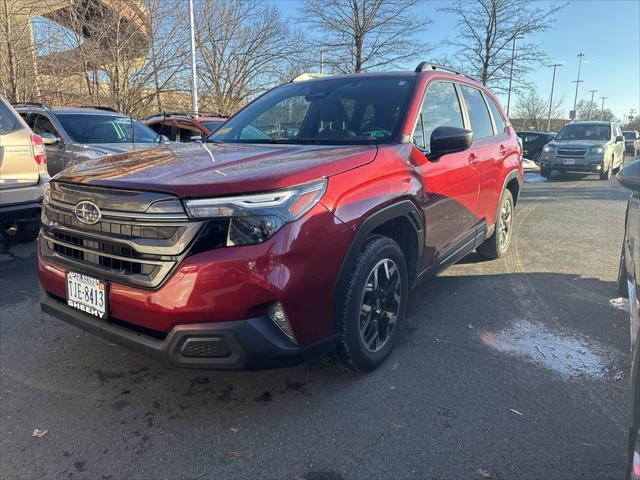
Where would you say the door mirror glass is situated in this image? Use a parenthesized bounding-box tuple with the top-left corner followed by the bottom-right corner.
(429, 126, 473, 161)
(40, 132, 61, 145)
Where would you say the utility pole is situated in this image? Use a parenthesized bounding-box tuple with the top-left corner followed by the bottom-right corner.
(587, 89, 598, 120)
(188, 0, 199, 116)
(600, 97, 608, 120)
(506, 36, 524, 117)
(320, 49, 325, 75)
(547, 63, 562, 131)
(571, 52, 585, 119)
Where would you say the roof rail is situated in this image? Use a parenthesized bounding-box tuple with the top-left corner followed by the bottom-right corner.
(78, 105, 119, 112)
(414, 62, 478, 82)
(11, 102, 48, 109)
(145, 111, 227, 121)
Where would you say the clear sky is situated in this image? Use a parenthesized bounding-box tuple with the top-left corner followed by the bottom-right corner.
(270, 0, 640, 121)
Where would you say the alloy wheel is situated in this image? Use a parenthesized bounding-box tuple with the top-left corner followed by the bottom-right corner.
(498, 197, 513, 250)
(358, 258, 402, 353)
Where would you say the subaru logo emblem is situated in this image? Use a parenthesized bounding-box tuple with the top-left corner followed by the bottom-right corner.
(74, 201, 101, 225)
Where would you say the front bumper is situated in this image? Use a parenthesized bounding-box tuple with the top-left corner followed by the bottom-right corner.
(40, 286, 338, 369)
(540, 157, 605, 173)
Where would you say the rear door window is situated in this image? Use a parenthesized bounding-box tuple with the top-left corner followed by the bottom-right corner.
(459, 85, 494, 139)
(413, 81, 465, 150)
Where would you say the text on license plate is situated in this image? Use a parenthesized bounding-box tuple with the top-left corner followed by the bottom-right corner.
(66, 271, 107, 319)
(563, 158, 576, 165)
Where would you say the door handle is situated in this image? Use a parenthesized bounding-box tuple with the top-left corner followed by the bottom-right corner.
(499, 144, 507, 155)
(468, 153, 479, 168)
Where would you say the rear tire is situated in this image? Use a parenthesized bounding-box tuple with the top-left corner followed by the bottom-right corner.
(617, 245, 628, 297)
(336, 235, 408, 372)
(0, 218, 40, 245)
(477, 189, 514, 260)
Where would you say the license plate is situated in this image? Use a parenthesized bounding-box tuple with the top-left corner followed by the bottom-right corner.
(563, 158, 576, 165)
(66, 271, 108, 319)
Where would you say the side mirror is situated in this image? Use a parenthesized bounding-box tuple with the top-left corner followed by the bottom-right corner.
(429, 126, 473, 161)
(617, 159, 640, 192)
(40, 132, 61, 145)
(616, 135, 624, 143)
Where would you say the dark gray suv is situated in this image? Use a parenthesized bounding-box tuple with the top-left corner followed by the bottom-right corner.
(13, 104, 164, 176)
(616, 159, 640, 479)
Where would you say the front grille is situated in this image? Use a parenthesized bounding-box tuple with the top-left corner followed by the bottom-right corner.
(40, 182, 204, 289)
(556, 147, 587, 157)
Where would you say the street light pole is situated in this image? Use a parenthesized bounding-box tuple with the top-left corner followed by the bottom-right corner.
(587, 89, 598, 120)
(188, 0, 199, 116)
(320, 49, 325, 75)
(600, 97, 608, 120)
(571, 52, 585, 118)
(547, 63, 562, 131)
(506, 36, 523, 117)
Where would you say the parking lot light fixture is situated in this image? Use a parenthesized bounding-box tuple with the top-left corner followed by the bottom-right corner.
(572, 53, 585, 115)
(547, 63, 562, 131)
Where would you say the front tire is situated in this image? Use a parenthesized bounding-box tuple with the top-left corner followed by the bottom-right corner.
(540, 168, 552, 178)
(477, 189, 515, 260)
(600, 160, 612, 180)
(337, 235, 408, 372)
(0, 218, 40, 245)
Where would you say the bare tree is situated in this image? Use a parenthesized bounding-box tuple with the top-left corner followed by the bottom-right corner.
(301, 0, 430, 74)
(440, 0, 564, 93)
(0, 0, 46, 102)
(575, 100, 615, 122)
(194, 0, 305, 116)
(514, 88, 563, 130)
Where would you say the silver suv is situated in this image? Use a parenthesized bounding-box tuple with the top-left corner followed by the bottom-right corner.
(13, 104, 163, 176)
(539, 121, 625, 180)
(0, 96, 50, 244)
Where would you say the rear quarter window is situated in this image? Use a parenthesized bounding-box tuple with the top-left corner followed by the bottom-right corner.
(0, 101, 21, 134)
(483, 93, 507, 134)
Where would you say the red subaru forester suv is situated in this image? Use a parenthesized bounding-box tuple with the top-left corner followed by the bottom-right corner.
(38, 63, 522, 371)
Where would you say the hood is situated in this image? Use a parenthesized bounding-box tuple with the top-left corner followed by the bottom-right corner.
(53, 142, 378, 197)
(64, 142, 164, 162)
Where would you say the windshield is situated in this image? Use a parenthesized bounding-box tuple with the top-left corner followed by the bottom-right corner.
(210, 76, 416, 145)
(623, 131, 636, 140)
(202, 120, 225, 132)
(555, 124, 610, 141)
(56, 114, 159, 144)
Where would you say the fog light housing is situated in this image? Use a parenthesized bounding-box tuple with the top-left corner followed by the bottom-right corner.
(596, 164, 602, 170)
(267, 302, 296, 344)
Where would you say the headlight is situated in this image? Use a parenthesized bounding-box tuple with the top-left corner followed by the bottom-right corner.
(543, 145, 552, 153)
(43, 183, 51, 204)
(593, 147, 604, 154)
(184, 179, 327, 246)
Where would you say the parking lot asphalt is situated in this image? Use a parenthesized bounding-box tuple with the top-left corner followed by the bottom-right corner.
(1, 162, 637, 480)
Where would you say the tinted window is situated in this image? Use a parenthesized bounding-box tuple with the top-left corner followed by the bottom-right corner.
(624, 131, 637, 140)
(0, 101, 20, 134)
(201, 120, 224, 132)
(211, 76, 416, 144)
(56, 114, 157, 144)
(413, 82, 464, 149)
(459, 85, 494, 139)
(484, 93, 506, 134)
